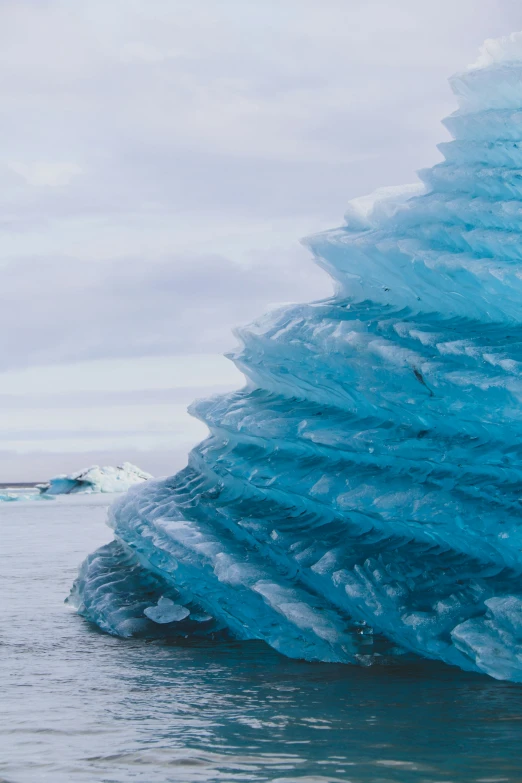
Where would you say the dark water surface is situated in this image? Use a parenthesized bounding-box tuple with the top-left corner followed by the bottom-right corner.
(2, 496, 522, 783)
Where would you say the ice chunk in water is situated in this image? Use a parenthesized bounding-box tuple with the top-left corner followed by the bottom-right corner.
(144, 597, 190, 624)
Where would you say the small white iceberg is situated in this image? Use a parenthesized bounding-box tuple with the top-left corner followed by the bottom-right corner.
(38, 462, 152, 495)
(143, 596, 190, 624)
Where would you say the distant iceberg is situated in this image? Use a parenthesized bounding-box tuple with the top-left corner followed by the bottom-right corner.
(40, 462, 152, 495)
(0, 491, 53, 502)
(70, 33, 522, 681)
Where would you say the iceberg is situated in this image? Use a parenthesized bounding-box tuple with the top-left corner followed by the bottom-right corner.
(41, 462, 152, 495)
(70, 33, 522, 681)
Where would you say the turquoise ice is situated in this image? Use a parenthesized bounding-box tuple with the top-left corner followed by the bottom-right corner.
(69, 33, 522, 681)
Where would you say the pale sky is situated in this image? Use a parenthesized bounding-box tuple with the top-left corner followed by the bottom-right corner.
(3, 0, 522, 481)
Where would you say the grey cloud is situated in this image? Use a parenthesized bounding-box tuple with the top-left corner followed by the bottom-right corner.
(0, 0, 519, 232)
(0, 0, 519, 377)
(0, 386, 237, 409)
(1, 248, 331, 370)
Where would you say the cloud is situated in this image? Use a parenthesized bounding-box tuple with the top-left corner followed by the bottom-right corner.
(1, 0, 522, 478)
(0, 354, 241, 475)
(7, 161, 82, 187)
(1, 0, 517, 373)
(0, 0, 517, 240)
(0, 354, 241, 394)
(0, 247, 331, 370)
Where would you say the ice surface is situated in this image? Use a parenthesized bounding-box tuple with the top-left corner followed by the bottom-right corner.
(70, 34, 522, 680)
(40, 462, 152, 495)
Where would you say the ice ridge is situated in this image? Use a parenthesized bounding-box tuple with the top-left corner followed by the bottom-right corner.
(69, 34, 522, 681)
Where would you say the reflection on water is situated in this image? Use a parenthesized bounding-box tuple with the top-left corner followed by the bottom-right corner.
(2, 496, 522, 783)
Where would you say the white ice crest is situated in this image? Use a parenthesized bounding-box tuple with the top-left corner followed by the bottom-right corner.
(468, 30, 522, 70)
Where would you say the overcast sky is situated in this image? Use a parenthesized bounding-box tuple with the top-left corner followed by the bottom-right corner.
(2, 0, 522, 481)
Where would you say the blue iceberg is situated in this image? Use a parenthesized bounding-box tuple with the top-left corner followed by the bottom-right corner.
(69, 33, 522, 681)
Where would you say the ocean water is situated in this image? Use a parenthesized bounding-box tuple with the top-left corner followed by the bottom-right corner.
(2, 496, 522, 783)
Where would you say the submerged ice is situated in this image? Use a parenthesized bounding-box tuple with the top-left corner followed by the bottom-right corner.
(69, 33, 522, 681)
(41, 462, 152, 495)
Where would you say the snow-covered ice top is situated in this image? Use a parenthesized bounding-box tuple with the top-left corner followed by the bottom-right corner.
(450, 30, 522, 114)
(69, 32, 522, 682)
(469, 31, 522, 70)
(39, 462, 152, 495)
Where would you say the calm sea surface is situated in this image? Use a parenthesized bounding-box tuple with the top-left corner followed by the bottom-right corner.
(2, 495, 522, 783)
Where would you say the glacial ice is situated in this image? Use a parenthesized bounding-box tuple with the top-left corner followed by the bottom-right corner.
(69, 33, 522, 681)
(144, 597, 191, 624)
(40, 462, 152, 495)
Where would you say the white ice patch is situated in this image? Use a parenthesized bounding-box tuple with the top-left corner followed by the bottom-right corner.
(143, 596, 190, 624)
(191, 613, 213, 623)
(343, 183, 425, 231)
(469, 31, 522, 71)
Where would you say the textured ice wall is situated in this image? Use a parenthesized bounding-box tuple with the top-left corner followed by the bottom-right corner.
(41, 462, 152, 495)
(70, 35, 522, 680)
